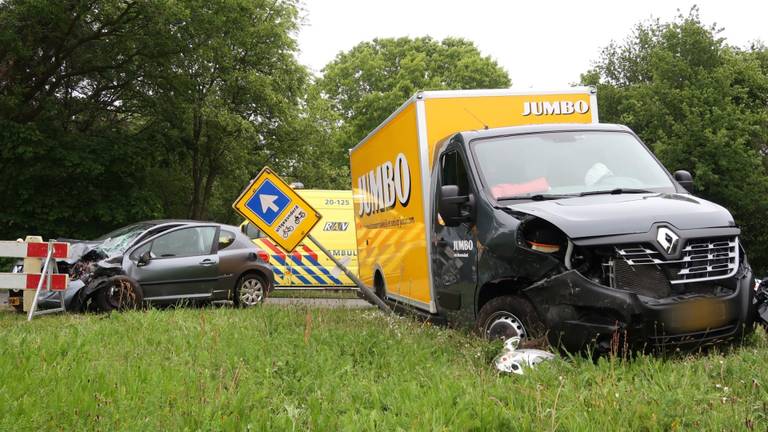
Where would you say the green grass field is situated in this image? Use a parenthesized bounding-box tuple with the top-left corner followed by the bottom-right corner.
(0, 307, 766, 431)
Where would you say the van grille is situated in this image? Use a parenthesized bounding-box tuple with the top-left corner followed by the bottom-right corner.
(615, 238, 739, 285)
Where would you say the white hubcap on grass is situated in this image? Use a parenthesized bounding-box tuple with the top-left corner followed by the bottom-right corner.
(239, 278, 264, 306)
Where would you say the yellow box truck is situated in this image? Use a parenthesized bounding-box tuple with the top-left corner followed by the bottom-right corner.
(350, 88, 756, 352)
(242, 189, 358, 289)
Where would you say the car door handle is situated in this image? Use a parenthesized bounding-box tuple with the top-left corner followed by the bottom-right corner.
(199, 259, 216, 266)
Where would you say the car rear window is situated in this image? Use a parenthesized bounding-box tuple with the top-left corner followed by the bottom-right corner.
(219, 230, 237, 250)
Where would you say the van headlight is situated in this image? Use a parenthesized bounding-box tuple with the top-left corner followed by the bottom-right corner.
(519, 218, 567, 255)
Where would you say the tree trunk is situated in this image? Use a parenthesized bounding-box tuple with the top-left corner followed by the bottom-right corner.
(199, 151, 218, 220)
(188, 104, 204, 219)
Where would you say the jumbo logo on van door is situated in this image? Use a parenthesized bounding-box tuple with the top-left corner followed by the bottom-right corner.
(522, 100, 590, 116)
(357, 153, 411, 216)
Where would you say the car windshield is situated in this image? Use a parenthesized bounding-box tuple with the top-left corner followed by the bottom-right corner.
(471, 131, 676, 199)
(95, 222, 156, 255)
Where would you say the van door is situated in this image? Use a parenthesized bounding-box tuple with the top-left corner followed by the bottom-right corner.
(431, 148, 479, 312)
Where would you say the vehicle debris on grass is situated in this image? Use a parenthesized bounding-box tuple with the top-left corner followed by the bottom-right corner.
(494, 336, 556, 374)
(755, 279, 768, 328)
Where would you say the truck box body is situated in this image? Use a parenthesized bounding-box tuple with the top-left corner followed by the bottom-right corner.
(350, 88, 597, 312)
(243, 189, 358, 288)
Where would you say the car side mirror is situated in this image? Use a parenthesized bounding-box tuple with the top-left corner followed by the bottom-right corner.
(137, 251, 152, 267)
(673, 170, 694, 193)
(439, 185, 474, 227)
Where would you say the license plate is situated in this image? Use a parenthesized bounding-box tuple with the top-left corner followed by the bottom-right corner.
(659, 298, 733, 332)
(8, 297, 20, 306)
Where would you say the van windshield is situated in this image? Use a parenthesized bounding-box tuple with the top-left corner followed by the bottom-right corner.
(471, 131, 676, 199)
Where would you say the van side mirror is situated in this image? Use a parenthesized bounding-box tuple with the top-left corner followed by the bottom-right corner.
(439, 185, 474, 227)
(673, 170, 694, 193)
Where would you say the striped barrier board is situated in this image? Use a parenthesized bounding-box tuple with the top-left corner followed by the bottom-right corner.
(0, 273, 68, 291)
(0, 239, 71, 320)
(0, 240, 70, 291)
(0, 241, 69, 259)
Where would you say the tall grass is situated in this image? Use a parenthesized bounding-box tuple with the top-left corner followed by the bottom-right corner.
(0, 308, 765, 431)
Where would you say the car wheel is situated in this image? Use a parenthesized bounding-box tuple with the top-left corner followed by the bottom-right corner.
(235, 273, 268, 307)
(476, 295, 545, 342)
(94, 276, 143, 312)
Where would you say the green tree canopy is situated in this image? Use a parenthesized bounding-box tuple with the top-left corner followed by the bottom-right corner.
(136, 0, 307, 220)
(581, 8, 768, 271)
(0, 0, 180, 239)
(0, 0, 309, 239)
(318, 37, 511, 150)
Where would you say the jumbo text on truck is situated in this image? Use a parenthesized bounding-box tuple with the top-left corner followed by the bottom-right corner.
(350, 88, 756, 352)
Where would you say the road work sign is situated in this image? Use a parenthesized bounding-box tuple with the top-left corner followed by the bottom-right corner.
(232, 167, 321, 252)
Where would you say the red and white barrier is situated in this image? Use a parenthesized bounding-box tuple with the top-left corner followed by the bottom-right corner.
(0, 239, 70, 320)
(0, 241, 69, 259)
(0, 273, 68, 291)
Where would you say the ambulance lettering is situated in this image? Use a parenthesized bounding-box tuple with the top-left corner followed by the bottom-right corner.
(329, 249, 357, 257)
(323, 222, 350, 231)
(357, 153, 411, 216)
(522, 100, 590, 116)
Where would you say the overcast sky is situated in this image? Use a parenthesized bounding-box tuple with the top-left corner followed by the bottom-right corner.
(297, 0, 768, 88)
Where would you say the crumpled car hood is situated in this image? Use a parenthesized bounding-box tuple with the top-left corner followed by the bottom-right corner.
(507, 193, 735, 238)
(55, 239, 103, 264)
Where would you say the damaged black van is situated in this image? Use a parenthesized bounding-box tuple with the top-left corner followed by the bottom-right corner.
(437, 123, 755, 351)
(350, 89, 755, 353)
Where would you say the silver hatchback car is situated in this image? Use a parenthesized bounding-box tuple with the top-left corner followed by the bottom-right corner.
(29, 220, 274, 312)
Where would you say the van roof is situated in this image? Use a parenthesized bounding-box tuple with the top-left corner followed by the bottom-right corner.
(458, 123, 632, 141)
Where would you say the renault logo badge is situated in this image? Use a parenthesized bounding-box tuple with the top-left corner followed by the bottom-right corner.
(657, 227, 679, 254)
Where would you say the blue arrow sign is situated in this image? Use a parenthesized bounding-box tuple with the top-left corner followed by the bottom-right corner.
(245, 179, 291, 225)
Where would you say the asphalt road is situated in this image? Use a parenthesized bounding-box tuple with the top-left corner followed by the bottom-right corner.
(265, 297, 373, 308)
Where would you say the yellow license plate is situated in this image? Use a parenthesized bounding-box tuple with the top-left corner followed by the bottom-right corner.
(659, 298, 733, 332)
(8, 297, 20, 306)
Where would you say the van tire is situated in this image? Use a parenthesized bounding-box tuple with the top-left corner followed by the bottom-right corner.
(476, 295, 545, 343)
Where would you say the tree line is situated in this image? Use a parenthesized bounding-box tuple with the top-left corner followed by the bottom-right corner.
(1, 3, 767, 272)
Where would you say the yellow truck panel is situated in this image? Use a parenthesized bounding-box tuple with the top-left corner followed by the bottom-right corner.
(423, 91, 596, 163)
(350, 103, 432, 307)
(350, 88, 598, 312)
(242, 189, 358, 288)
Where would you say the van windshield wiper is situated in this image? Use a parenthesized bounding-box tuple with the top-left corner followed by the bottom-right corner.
(497, 193, 576, 201)
(578, 188, 654, 197)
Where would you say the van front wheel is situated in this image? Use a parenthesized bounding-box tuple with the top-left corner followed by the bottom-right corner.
(477, 295, 544, 342)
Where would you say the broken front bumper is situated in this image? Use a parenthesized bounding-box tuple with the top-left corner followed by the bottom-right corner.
(524, 268, 755, 353)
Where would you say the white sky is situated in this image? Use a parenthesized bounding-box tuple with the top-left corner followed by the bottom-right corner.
(297, 0, 768, 88)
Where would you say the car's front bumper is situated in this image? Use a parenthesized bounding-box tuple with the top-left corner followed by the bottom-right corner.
(35, 280, 85, 311)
